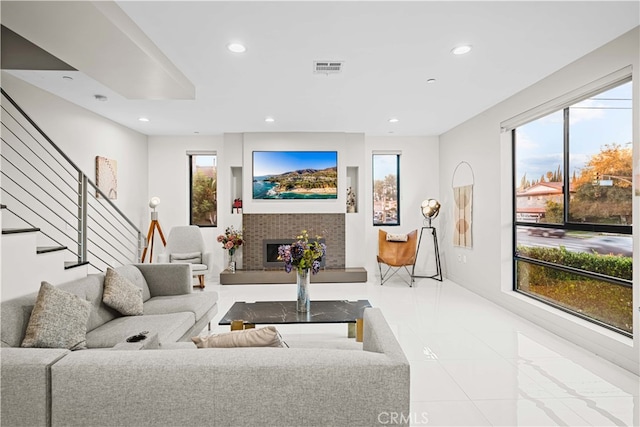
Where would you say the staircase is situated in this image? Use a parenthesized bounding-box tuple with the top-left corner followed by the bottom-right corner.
(1, 89, 143, 300)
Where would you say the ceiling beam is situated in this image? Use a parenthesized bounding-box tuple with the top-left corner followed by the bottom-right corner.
(1, 0, 195, 100)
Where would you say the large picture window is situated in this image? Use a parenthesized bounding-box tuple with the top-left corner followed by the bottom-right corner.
(189, 153, 217, 227)
(513, 79, 632, 336)
(373, 153, 400, 226)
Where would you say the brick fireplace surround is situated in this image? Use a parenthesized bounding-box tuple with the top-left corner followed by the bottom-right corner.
(242, 213, 345, 270)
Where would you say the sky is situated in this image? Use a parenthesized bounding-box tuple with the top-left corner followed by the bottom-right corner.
(373, 154, 399, 181)
(253, 151, 337, 176)
(515, 81, 632, 183)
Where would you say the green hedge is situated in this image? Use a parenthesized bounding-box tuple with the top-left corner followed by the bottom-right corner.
(517, 245, 632, 281)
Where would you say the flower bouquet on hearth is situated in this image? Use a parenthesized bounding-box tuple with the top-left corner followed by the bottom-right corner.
(217, 226, 243, 271)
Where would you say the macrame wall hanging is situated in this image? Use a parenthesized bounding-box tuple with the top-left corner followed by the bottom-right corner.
(452, 161, 475, 248)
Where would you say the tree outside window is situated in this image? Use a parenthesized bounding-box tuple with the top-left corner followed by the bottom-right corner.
(189, 154, 217, 227)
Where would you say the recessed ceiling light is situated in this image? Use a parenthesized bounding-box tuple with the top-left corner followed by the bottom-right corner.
(451, 45, 472, 55)
(265, 116, 275, 123)
(426, 78, 436, 84)
(138, 117, 149, 122)
(388, 118, 399, 123)
(227, 42, 246, 53)
(94, 94, 108, 102)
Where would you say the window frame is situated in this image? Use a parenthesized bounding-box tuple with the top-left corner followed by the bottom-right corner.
(372, 152, 401, 226)
(511, 76, 633, 337)
(188, 152, 217, 228)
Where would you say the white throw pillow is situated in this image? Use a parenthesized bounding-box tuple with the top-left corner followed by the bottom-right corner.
(192, 326, 285, 348)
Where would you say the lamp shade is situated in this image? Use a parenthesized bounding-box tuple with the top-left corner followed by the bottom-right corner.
(421, 199, 440, 220)
(149, 197, 161, 209)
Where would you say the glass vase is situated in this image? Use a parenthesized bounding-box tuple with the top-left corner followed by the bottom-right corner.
(228, 248, 236, 273)
(296, 268, 311, 313)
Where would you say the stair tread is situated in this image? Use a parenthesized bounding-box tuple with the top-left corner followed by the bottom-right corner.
(64, 261, 89, 270)
(2, 227, 41, 235)
(36, 245, 68, 254)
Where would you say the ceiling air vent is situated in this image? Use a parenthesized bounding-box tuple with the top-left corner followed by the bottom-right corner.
(313, 60, 344, 74)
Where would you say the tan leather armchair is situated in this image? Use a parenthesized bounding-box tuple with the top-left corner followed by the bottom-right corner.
(377, 229, 418, 286)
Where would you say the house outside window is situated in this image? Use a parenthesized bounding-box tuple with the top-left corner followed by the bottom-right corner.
(189, 153, 217, 227)
(513, 79, 633, 336)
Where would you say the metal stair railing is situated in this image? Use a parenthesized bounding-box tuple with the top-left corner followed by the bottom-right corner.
(1, 88, 143, 273)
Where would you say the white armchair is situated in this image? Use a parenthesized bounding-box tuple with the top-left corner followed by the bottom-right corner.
(157, 226, 212, 288)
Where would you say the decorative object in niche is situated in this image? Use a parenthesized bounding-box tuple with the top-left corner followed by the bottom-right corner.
(346, 186, 357, 213)
(95, 156, 117, 199)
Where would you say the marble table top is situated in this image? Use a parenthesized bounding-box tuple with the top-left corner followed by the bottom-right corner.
(218, 300, 372, 325)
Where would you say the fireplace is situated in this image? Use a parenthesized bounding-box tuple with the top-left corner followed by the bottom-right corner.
(263, 239, 326, 269)
(242, 213, 345, 270)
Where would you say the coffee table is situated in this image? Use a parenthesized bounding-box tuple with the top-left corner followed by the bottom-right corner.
(218, 299, 372, 342)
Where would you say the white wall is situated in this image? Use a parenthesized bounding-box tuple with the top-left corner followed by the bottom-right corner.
(147, 135, 225, 273)
(365, 136, 440, 276)
(439, 27, 639, 374)
(1, 72, 149, 299)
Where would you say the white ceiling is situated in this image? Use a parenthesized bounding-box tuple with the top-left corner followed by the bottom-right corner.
(4, 1, 639, 136)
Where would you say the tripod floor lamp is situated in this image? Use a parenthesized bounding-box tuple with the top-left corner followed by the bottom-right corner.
(411, 198, 443, 281)
(141, 197, 166, 263)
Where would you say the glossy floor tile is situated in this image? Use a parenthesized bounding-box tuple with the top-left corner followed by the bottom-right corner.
(201, 276, 639, 426)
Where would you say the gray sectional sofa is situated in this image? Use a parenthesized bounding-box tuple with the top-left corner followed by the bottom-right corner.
(1, 263, 410, 427)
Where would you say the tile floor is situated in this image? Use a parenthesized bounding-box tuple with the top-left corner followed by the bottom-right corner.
(199, 276, 639, 427)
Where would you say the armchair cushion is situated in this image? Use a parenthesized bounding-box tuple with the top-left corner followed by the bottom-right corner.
(21, 282, 91, 350)
(102, 268, 143, 316)
(170, 252, 202, 264)
(386, 233, 408, 242)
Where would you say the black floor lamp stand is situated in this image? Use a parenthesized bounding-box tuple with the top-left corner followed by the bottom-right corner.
(411, 225, 443, 282)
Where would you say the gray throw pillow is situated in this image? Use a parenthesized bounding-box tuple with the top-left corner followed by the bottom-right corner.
(192, 326, 285, 348)
(103, 267, 144, 316)
(170, 252, 202, 264)
(21, 281, 91, 350)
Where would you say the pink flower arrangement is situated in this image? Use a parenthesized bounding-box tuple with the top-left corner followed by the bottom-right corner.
(216, 226, 243, 254)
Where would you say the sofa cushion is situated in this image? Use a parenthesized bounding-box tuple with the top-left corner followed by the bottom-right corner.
(21, 282, 91, 350)
(143, 292, 218, 320)
(102, 268, 143, 316)
(114, 265, 151, 302)
(192, 326, 285, 348)
(85, 312, 195, 348)
(170, 251, 202, 264)
(57, 275, 120, 333)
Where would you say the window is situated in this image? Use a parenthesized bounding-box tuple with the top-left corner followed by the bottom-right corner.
(189, 153, 217, 227)
(373, 153, 400, 226)
(513, 79, 632, 336)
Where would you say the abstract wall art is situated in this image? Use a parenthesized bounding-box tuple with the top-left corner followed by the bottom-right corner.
(96, 156, 117, 199)
(453, 184, 473, 247)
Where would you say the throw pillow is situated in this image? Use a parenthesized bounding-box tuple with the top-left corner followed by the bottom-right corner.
(170, 252, 202, 264)
(192, 326, 285, 348)
(21, 282, 91, 350)
(386, 233, 408, 242)
(102, 267, 144, 316)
